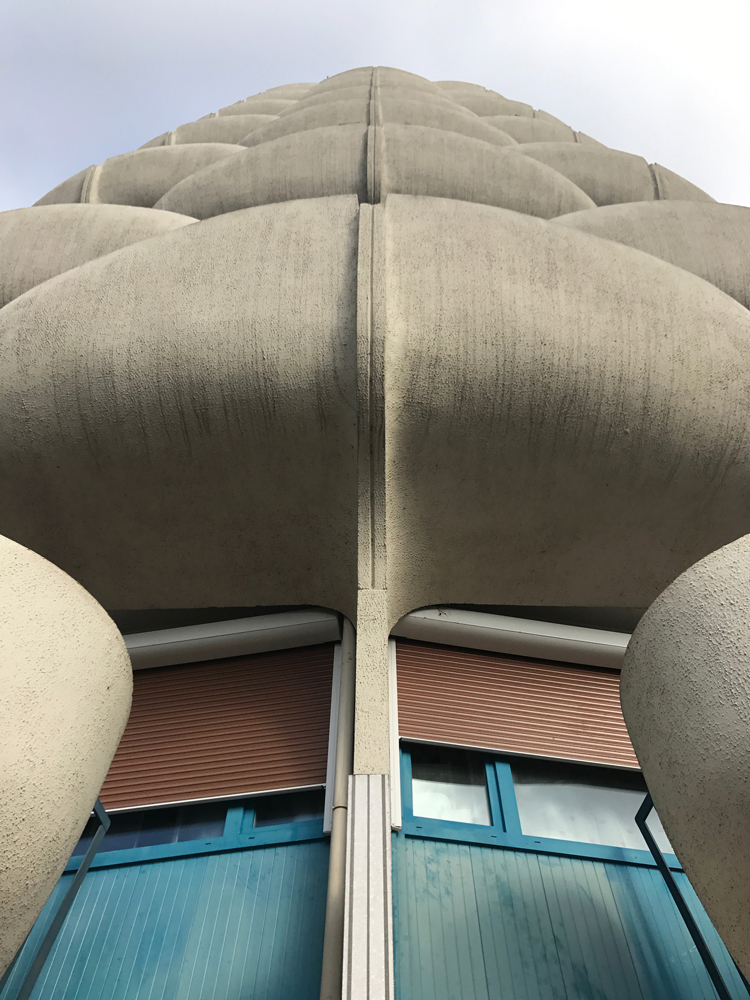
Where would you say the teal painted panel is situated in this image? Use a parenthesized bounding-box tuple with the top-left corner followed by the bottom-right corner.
(1, 841, 328, 1000)
(393, 835, 746, 1000)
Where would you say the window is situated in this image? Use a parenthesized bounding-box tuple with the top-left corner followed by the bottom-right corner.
(410, 744, 491, 826)
(401, 742, 677, 867)
(510, 756, 673, 853)
(74, 788, 326, 858)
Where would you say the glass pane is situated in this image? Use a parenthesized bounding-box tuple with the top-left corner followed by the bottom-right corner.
(409, 744, 491, 826)
(510, 757, 675, 853)
(253, 789, 325, 827)
(73, 801, 227, 855)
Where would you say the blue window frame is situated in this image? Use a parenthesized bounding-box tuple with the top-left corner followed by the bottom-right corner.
(399, 742, 682, 870)
(65, 788, 327, 872)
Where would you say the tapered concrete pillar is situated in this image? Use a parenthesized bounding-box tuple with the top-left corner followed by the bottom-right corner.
(0, 536, 132, 975)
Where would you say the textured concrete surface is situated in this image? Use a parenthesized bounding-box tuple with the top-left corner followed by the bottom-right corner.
(482, 115, 576, 143)
(0, 204, 195, 308)
(5, 64, 750, 953)
(0, 196, 361, 616)
(239, 97, 518, 150)
(216, 97, 297, 116)
(0, 535, 131, 975)
(520, 142, 713, 206)
(1, 192, 747, 625)
(381, 195, 750, 624)
(37, 144, 245, 208)
(156, 123, 592, 219)
(555, 200, 750, 308)
(139, 114, 278, 147)
(621, 534, 750, 975)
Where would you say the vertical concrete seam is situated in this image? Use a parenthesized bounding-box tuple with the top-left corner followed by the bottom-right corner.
(369, 205, 386, 591)
(648, 163, 662, 200)
(356, 204, 374, 590)
(79, 164, 101, 204)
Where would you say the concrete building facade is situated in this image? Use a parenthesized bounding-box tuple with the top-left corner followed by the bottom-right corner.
(1, 66, 750, 999)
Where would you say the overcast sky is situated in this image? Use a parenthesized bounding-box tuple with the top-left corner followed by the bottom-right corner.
(2, 0, 749, 212)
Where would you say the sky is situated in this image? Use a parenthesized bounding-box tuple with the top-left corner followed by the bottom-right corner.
(2, 0, 749, 212)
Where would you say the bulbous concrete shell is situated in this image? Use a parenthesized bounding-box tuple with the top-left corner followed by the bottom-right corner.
(555, 200, 750, 309)
(154, 124, 593, 219)
(140, 114, 279, 147)
(0, 535, 132, 973)
(1, 192, 749, 624)
(621, 534, 750, 973)
(0, 204, 196, 308)
(519, 142, 715, 206)
(5, 65, 750, 966)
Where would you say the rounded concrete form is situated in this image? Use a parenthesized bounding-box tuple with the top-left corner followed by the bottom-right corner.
(285, 85, 473, 116)
(483, 115, 576, 144)
(308, 67, 438, 96)
(0, 534, 132, 975)
(35, 144, 245, 209)
(259, 83, 315, 99)
(35, 165, 97, 206)
(519, 142, 714, 206)
(0, 196, 361, 615)
(434, 80, 494, 94)
(379, 195, 750, 622)
(452, 92, 535, 117)
(555, 200, 750, 308)
(7, 67, 750, 956)
(620, 534, 750, 975)
(157, 126, 370, 215)
(240, 98, 518, 149)
(1, 193, 748, 622)
(216, 97, 297, 116)
(140, 115, 278, 147)
(155, 124, 593, 219)
(651, 162, 716, 201)
(576, 131, 609, 148)
(0, 204, 196, 308)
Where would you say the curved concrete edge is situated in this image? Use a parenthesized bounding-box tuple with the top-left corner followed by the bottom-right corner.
(0, 204, 197, 309)
(620, 534, 750, 975)
(553, 200, 750, 310)
(0, 535, 132, 975)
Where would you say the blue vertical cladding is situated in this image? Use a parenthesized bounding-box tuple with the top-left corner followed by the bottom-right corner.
(393, 835, 746, 1000)
(1, 840, 329, 1000)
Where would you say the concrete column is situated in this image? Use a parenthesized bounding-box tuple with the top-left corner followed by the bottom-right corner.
(342, 774, 394, 1000)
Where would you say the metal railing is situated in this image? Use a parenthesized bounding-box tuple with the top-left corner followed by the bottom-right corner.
(0, 800, 110, 1000)
(636, 793, 750, 1000)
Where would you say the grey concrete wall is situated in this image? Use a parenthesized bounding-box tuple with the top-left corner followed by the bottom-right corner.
(0, 204, 195, 308)
(555, 201, 749, 307)
(0, 535, 132, 974)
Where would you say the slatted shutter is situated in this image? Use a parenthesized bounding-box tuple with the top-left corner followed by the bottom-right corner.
(396, 640, 638, 769)
(100, 644, 335, 810)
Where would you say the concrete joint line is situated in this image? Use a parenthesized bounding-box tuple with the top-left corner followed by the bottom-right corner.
(648, 162, 662, 200)
(79, 164, 101, 204)
(356, 203, 386, 592)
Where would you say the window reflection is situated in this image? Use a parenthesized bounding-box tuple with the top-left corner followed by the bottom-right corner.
(253, 789, 325, 827)
(74, 801, 226, 855)
(73, 788, 326, 855)
(510, 757, 674, 853)
(410, 744, 491, 826)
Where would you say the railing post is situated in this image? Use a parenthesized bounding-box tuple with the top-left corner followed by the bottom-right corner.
(635, 793, 748, 1000)
(3, 800, 110, 1000)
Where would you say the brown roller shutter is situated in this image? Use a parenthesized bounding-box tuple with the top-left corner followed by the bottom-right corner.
(100, 644, 334, 810)
(397, 640, 638, 769)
